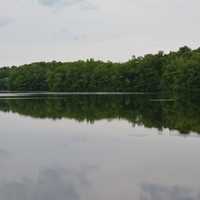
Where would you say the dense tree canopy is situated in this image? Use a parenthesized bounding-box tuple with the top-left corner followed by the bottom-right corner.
(0, 46, 200, 92)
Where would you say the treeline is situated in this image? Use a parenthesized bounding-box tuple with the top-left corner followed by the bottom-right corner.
(0, 94, 200, 134)
(0, 46, 200, 92)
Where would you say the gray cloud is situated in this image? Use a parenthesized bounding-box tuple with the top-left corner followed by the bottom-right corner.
(0, 149, 10, 159)
(38, 0, 75, 7)
(0, 0, 200, 66)
(0, 149, 11, 166)
(38, 0, 92, 8)
(0, 18, 13, 28)
(37, 0, 97, 12)
(79, 1, 98, 10)
(140, 183, 200, 200)
(0, 165, 98, 200)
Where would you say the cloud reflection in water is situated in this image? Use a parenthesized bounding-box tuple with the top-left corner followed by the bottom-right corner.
(140, 183, 200, 200)
(0, 165, 98, 200)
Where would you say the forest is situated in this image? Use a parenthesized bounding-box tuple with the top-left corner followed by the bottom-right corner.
(0, 46, 200, 92)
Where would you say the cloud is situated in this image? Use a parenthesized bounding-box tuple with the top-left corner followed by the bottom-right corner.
(79, 1, 98, 11)
(0, 165, 98, 200)
(37, 0, 97, 11)
(140, 183, 200, 200)
(38, 0, 88, 8)
(0, 18, 13, 28)
(0, 149, 10, 159)
(1, 0, 200, 66)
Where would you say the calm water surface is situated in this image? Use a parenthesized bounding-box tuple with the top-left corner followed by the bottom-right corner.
(0, 93, 200, 200)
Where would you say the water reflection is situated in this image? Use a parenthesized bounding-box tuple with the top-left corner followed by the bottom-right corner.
(0, 93, 199, 134)
(0, 149, 10, 161)
(0, 94, 200, 200)
(141, 183, 200, 200)
(0, 165, 98, 200)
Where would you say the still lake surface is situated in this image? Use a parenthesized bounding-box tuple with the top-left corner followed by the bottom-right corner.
(0, 93, 200, 200)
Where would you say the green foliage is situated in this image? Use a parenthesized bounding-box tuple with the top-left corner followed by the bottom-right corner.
(0, 46, 200, 92)
(0, 67, 11, 90)
(8, 62, 50, 91)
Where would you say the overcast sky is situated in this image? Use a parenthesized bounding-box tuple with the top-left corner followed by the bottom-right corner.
(0, 0, 200, 66)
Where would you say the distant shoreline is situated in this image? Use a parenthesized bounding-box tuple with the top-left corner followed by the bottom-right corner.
(0, 46, 199, 93)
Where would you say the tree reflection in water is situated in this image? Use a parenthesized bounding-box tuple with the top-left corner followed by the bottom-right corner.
(0, 93, 199, 134)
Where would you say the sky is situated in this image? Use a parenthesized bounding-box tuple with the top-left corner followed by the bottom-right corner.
(0, 0, 200, 66)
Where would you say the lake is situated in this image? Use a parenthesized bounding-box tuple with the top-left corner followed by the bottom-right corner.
(0, 93, 200, 200)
